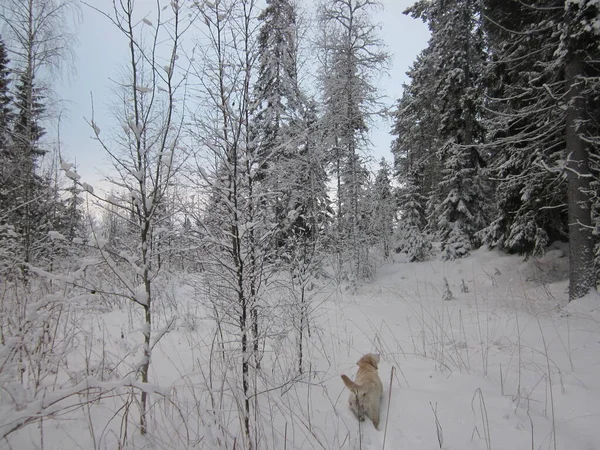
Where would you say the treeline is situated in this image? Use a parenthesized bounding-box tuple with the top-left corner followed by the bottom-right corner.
(0, 11, 84, 274)
(391, 0, 600, 300)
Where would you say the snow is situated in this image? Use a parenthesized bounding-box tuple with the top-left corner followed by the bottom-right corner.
(135, 85, 152, 93)
(81, 182, 94, 194)
(48, 230, 66, 241)
(65, 169, 80, 181)
(4, 248, 600, 449)
(60, 161, 73, 172)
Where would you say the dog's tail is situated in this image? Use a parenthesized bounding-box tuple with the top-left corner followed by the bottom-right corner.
(341, 374, 359, 393)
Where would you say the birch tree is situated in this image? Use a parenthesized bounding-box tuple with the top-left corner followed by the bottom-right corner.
(318, 0, 389, 280)
(189, 1, 268, 446)
(81, 0, 192, 435)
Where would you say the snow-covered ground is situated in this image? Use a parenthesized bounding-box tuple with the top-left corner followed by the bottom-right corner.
(6, 245, 600, 449)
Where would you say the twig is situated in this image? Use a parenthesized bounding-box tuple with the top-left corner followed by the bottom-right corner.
(382, 366, 395, 449)
(430, 401, 443, 448)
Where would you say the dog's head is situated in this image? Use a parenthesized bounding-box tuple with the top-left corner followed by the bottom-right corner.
(357, 353, 380, 369)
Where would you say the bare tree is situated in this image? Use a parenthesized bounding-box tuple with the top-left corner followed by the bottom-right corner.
(187, 1, 276, 447)
(317, 0, 389, 281)
(81, 0, 194, 435)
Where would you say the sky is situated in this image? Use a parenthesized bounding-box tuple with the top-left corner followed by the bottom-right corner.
(53, 0, 430, 190)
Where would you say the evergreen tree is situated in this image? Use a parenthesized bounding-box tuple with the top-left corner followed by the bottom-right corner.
(0, 38, 17, 274)
(396, 169, 432, 262)
(8, 70, 48, 264)
(481, 0, 599, 298)
(406, 0, 488, 260)
(480, 0, 569, 256)
(371, 158, 395, 258)
(0, 36, 11, 155)
(561, 0, 599, 299)
(253, 0, 302, 151)
(0, 35, 14, 270)
(390, 50, 441, 214)
(252, 0, 305, 250)
(0, 0, 79, 268)
(283, 103, 330, 247)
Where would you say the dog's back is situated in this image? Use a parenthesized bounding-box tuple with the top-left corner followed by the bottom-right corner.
(341, 353, 383, 429)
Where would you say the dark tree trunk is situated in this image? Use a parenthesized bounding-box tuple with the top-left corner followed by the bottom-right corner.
(565, 57, 595, 301)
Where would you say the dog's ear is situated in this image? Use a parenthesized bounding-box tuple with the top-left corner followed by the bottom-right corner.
(368, 354, 379, 369)
(373, 353, 380, 367)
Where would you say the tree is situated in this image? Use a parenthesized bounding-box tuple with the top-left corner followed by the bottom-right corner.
(0, 0, 80, 266)
(189, 1, 268, 446)
(561, 0, 599, 299)
(9, 70, 49, 265)
(371, 158, 395, 258)
(481, 0, 600, 298)
(317, 0, 389, 279)
(0, 35, 15, 274)
(252, 0, 302, 164)
(396, 169, 432, 262)
(0, 36, 11, 154)
(406, 0, 488, 260)
(81, 0, 192, 434)
(252, 0, 313, 254)
(480, 0, 568, 256)
(390, 50, 441, 220)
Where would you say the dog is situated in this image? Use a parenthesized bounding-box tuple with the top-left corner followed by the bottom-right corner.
(341, 353, 383, 430)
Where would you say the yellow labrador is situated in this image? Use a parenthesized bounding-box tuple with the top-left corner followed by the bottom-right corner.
(341, 353, 383, 429)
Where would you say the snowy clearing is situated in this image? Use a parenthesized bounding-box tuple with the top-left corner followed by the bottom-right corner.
(5, 246, 600, 450)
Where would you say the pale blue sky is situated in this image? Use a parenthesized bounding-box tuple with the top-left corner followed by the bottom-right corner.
(54, 0, 430, 190)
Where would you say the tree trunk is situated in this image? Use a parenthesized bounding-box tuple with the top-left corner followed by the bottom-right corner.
(565, 57, 595, 301)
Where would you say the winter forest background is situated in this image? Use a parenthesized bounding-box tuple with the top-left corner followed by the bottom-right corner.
(0, 0, 599, 449)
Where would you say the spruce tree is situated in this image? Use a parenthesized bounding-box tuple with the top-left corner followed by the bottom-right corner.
(372, 158, 395, 258)
(390, 50, 441, 213)
(482, 0, 599, 298)
(252, 0, 304, 251)
(405, 0, 488, 260)
(9, 70, 48, 265)
(0, 36, 11, 155)
(480, 0, 568, 256)
(397, 169, 432, 262)
(561, 0, 599, 299)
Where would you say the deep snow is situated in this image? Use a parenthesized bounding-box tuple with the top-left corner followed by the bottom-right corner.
(6, 245, 600, 449)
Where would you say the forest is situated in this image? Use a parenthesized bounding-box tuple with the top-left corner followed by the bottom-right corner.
(0, 0, 599, 449)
